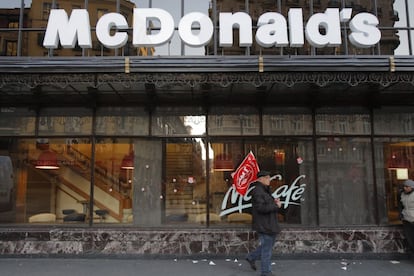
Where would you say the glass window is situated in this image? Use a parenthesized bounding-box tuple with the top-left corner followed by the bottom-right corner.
(94, 136, 209, 227)
(152, 107, 206, 136)
(346, 0, 398, 55)
(38, 108, 93, 136)
(183, 0, 211, 56)
(97, 9, 108, 19)
(0, 1, 21, 56)
(317, 137, 376, 226)
(54, 137, 92, 224)
(24, 0, 33, 8)
(208, 106, 259, 136)
(144, 0, 210, 56)
(316, 107, 371, 135)
(2, 0, 414, 57)
(394, 0, 414, 55)
(0, 138, 92, 224)
(211, 138, 316, 226)
(95, 107, 149, 136)
(0, 107, 36, 136)
(42, 2, 53, 20)
(163, 138, 207, 226)
(94, 138, 138, 225)
(263, 107, 313, 135)
(0, 0, 21, 9)
(93, 137, 208, 227)
(3, 0, 413, 57)
(374, 137, 413, 226)
(410, 0, 414, 50)
(8, 22, 18, 28)
(0, 139, 16, 219)
(374, 107, 414, 135)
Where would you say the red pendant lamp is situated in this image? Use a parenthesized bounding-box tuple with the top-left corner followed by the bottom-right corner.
(213, 143, 234, 171)
(387, 152, 410, 170)
(121, 152, 134, 170)
(213, 153, 233, 171)
(36, 150, 59, 169)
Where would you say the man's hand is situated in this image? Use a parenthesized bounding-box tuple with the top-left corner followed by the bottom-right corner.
(274, 198, 282, 208)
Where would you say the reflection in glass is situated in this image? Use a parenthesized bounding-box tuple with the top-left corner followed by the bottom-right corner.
(208, 106, 260, 136)
(374, 107, 414, 135)
(316, 108, 371, 135)
(210, 140, 243, 224)
(38, 108, 92, 136)
(96, 107, 149, 136)
(210, 138, 315, 226)
(317, 137, 375, 226)
(392, 0, 413, 55)
(144, 0, 209, 56)
(374, 137, 414, 225)
(164, 139, 207, 225)
(94, 138, 136, 224)
(1, 0, 412, 57)
(394, 30, 409, 55)
(0, 138, 95, 224)
(0, 108, 35, 136)
(152, 107, 205, 136)
(0, 2, 25, 56)
(263, 113, 313, 135)
(208, 114, 260, 135)
(0, 1, 21, 9)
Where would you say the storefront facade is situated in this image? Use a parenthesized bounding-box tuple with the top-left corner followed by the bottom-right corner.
(0, 0, 414, 258)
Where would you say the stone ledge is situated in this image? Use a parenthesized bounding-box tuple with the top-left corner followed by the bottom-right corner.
(0, 226, 408, 258)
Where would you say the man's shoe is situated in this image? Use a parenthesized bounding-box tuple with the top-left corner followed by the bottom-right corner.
(245, 258, 256, 271)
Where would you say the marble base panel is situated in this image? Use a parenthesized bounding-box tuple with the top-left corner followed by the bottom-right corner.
(0, 226, 408, 258)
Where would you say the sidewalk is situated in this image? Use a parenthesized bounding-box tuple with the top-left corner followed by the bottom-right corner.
(0, 257, 413, 276)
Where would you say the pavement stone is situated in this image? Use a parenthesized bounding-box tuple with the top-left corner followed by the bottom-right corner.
(0, 257, 414, 276)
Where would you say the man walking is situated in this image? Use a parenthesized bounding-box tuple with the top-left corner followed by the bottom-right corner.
(246, 170, 282, 276)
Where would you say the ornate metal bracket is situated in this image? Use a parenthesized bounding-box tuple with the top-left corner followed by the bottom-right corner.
(1, 72, 413, 90)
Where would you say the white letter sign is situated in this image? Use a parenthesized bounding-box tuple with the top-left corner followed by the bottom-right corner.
(219, 12, 253, 47)
(43, 9, 91, 49)
(96, 13, 128, 49)
(256, 12, 289, 47)
(219, 174, 307, 217)
(43, 8, 382, 51)
(178, 12, 214, 47)
(133, 8, 174, 47)
(288, 8, 304, 47)
(305, 8, 342, 48)
(348, 13, 381, 48)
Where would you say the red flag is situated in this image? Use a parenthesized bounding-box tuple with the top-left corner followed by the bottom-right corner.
(231, 152, 259, 196)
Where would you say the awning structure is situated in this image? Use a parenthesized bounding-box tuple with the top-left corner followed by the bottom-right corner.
(1, 56, 414, 107)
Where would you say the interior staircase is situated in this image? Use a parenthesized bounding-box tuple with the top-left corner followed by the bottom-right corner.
(32, 145, 126, 222)
(164, 142, 207, 222)
(165, 182, 207, 222)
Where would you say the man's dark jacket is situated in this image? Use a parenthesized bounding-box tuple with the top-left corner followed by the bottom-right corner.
(250, 181, 281, 235)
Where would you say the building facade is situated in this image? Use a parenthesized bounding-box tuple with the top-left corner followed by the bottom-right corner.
(0, 0, 414, 258)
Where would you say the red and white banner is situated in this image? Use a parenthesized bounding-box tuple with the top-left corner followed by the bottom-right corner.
(231, 152, 259, 196)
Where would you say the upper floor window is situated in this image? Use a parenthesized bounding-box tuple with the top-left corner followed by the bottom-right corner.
(270, 116, 283, 130)
(97, 9, 108, 19)
(42, 3, 52, 20)
(8, 22, 18, 28)
(6, 40, 17, 56)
